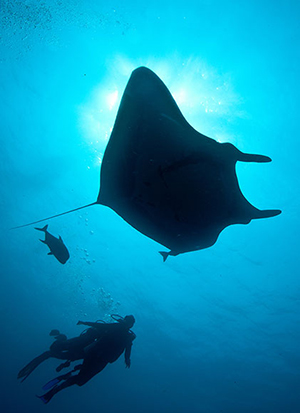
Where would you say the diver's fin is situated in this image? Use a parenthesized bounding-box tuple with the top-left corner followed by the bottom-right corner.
(10, 202, 98, 230)
(18, 351, 52, 382)
(42, 371, 73, 391)
(42, 378, 61, 391)
(159, 251, 169, 262)
(36, 393, 52, 405)
(35, 224, 48, 232)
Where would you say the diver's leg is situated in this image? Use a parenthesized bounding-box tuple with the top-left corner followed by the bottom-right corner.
(76, 360, 108, 386)
(38, 374, 79, 404)
(42, 364, 83, 392)
(38, 360, 108, 403)
(56, 360, 71, 372)
(18, 351, 52, 382)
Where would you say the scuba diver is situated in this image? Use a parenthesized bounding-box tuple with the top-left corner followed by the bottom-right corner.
(18, 319, 108, 381)
(17, 315, 135, 384)
(36, 314, 136, 404)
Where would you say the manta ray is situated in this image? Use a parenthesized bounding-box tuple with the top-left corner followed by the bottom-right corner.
(14, 67, 281, 260)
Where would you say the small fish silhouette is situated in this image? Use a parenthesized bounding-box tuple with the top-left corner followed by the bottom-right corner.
(35, 225, 70, 264)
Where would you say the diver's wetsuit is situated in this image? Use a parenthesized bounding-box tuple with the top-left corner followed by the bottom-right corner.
(38, 321, 136, 404)
(17, 321, 109, 382)
(50, 322, 108, 360)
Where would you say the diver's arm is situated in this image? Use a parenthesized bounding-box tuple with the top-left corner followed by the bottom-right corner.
(77, 321, 101, 328)
(77, 321, 108, 335)
(124, 342, 132, 368)
(124, 332, 136, 368)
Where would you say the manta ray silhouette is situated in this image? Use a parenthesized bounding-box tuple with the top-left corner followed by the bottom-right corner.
(13, 66, 281, 260)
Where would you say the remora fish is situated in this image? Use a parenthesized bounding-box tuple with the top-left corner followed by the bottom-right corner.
(35, 225, 70, 264)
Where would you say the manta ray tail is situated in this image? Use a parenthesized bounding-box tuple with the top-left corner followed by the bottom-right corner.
(10, 202, 98, 230)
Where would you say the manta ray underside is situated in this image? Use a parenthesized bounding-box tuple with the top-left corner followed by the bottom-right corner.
(97, 67, 281, 260)
(14, 67, 281, 260)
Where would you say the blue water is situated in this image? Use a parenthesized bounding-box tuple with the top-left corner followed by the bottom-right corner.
(1, 1, 299, 412)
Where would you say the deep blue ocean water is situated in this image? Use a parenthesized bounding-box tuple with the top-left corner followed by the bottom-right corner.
(1, 1, 299, 412)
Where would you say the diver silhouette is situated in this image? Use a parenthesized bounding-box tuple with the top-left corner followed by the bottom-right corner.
(18, 319, 108, 381)
(18, 314, 136, 394)
(20, 315, 136, 404)
(37, 314, 135, 404)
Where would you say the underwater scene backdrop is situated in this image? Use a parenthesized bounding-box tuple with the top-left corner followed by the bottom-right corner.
(1, 0, 299, 412)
